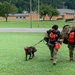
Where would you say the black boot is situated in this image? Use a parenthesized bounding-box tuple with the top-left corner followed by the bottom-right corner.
(53, 63, 56, 65)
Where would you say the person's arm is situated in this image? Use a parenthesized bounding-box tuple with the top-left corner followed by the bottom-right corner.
(44, 29, 52, 43)
(56, 31, 63, 43)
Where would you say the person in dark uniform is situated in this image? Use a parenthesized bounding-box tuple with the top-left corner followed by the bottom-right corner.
(61, 25, 75, 61)
(44, 25, 62, 65)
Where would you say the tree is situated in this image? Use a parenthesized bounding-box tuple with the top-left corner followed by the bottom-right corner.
(49, 5, 59, 20)
(39, 5, 59, 20)
(39, 5, 50, 20)
(0, 3, 3, 16)
(0, 1, 18, 22)
(0, 0, 75, 13)
(65, 0, 75, 9)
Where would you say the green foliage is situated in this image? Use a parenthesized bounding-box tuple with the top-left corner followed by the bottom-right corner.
(65, 0, 75, 9)
(10, 4, 18, 14)
(39, 5, 59, 20)
(0, 1, 18, 22)
(0, 3, 4, 16)
(52, 9, 59, 16)
(0, 0, 75, 13)
(2, 1, 12, 16)
(39, 5, 49, 16)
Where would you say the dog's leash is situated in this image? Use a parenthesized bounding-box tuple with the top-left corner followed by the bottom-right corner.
(33, 39, 44, 47)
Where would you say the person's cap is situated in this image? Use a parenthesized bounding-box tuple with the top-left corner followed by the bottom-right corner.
(52, 25, 58, 30)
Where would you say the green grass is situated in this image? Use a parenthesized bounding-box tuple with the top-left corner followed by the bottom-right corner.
(0, 32, 75, 75)
(0, 20, 75, 28)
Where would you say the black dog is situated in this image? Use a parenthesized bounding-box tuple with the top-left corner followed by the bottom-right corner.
(24, 46, 37, 61)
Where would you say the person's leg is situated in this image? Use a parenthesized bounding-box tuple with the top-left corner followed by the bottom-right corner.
(68, 44, 74, 61)
(53, 48, 58, 65)
(50, 47, 54, 60)
(48, 46, 54, 60)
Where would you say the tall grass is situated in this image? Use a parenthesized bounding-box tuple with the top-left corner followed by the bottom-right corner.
(0, 20, 75, 28)
(0, 32, 75, 75)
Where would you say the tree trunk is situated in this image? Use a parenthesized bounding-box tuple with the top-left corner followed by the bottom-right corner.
(5, 14, 8, 22)
(50, 16, 52, 21)
(43, 16, 45, 21)
(5, 16, 8, 22)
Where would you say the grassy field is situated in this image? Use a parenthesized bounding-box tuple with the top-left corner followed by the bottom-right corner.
(0, 20, 75, 28)
(0, 32, 75, 75)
